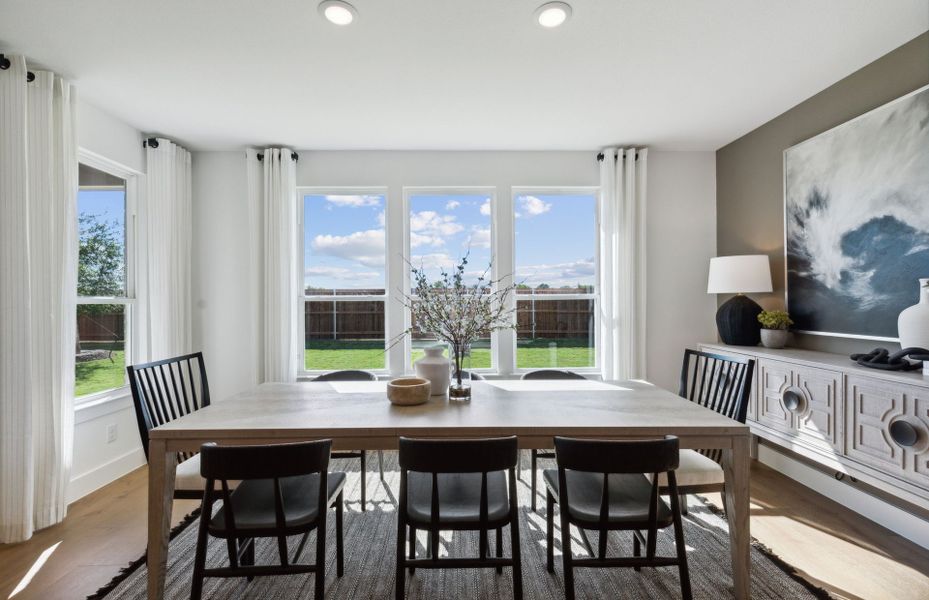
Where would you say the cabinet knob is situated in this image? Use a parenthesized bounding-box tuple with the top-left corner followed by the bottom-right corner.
(782, 389, 803, 412)
(889, 421, 920, 448)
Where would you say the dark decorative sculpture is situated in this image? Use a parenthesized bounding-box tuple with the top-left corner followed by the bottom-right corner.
(850, 347, 929, 371)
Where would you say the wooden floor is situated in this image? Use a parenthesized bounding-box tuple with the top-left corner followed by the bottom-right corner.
(1, 460, 927, 600)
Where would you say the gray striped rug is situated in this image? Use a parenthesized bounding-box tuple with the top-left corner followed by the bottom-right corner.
(93, 453, 830, 599)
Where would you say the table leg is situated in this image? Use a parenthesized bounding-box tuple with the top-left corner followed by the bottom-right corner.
(723, 434, 751, 600)
(147, 439, 177, 599)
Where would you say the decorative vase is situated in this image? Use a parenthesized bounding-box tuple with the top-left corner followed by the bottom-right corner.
(760, 328, 788, 349)
(449, 342, 472, 401)
(898, 278, 929, 351)
(414, 345, 450, 396)
(716, 294, 763, 346)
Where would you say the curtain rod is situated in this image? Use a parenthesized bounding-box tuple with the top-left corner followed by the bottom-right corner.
(257, 151, 299, 162)
(596, 150, 640, 162)
(0, 54, 36, 81)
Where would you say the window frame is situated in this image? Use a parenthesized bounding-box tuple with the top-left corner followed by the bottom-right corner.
(74, 149, 141, 406)
(401, 186, 498, 376)
(510, 186, 601, 376)
(297, 186, 390, 378)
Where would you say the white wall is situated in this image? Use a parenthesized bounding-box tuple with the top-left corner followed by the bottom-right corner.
(646, 151, 719, 391)
(70, 99, 147, 503)
(77, 100, 144, 174)
(190, 152, 258, 402)
(191, 150, 717, 397)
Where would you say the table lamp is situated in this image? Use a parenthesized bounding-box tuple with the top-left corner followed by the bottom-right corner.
(707, 255, 773, 346)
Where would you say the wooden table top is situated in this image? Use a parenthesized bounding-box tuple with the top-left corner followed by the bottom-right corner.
(150, 379, 749, 442)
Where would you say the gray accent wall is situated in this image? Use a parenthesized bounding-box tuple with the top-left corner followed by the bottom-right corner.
(715, 32, 929, 356)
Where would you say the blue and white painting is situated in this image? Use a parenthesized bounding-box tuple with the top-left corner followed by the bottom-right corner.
(785, 85, 929, 339)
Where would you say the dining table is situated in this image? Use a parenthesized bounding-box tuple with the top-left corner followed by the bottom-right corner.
(146, 378, 752, 599)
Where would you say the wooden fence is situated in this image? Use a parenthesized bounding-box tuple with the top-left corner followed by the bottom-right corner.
(77, 313, 125, 342)
(305, 293, 594, 341)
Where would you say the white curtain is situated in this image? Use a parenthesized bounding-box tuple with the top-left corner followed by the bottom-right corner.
(145, 139, 192, 360)
(247, 148, 299, 382)
(599, 147, 648, 381)
(0, 56, 78, 543)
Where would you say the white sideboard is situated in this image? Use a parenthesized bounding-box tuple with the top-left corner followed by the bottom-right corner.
(700, 343, 929, 509)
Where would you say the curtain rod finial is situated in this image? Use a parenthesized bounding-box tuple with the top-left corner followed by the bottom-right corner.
(0, 54, 10, 70)
(143, 137, 160, 149)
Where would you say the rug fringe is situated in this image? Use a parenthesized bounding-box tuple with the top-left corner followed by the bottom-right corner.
(86, 508, 202, 600)
(695, 496, 837, 600)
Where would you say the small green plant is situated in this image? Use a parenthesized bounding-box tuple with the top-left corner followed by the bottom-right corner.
(758, 310, 793, 330)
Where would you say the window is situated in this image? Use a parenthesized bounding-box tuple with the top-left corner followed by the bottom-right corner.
(514, 191, 598, 370)
(76, 162, 133, 398)
(301, 191, 387, 372)
(405, 191, 494, 372)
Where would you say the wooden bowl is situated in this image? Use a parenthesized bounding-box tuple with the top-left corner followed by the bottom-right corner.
(387, 377, 432, 406)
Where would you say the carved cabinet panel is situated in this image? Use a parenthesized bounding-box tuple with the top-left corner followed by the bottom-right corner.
(756, 359, 842, 451)
(845, 376, 908, 477)
(757, 360, 792, 434)
(793, 367, 842, 451)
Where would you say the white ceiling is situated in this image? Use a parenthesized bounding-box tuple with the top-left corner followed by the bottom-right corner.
(1, 0, 926, 151)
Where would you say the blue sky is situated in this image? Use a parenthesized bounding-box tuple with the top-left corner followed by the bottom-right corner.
(304, 192, 596, 292)
(78, 189, 126, 233)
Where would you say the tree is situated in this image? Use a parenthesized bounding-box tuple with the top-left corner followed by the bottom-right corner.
(76, 214, 124, 352)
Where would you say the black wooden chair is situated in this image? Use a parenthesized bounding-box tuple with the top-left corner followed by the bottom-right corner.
(313, 369, 384, 509)
(190, 440, 346, 600)
(650, 349, 755, 515)
(395, 436, 523, 600)
(520, 369, 587, 511)
(544, 436, 691, 600)
(127, 352, 213, 500)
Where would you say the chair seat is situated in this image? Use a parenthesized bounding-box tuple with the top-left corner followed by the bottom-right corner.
(209, 472, 346, 535)
(406, 471, 510, 527)
(543, 469, 672, 528)
(175, 453, 242, 493)
(646, 449, 725, 489)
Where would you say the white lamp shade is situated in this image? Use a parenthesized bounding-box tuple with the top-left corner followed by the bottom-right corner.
(707, 255, 773, 294)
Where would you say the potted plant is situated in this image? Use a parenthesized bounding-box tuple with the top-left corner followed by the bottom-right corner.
(757, 310, 793, 349)
(393, 254, 517, 400)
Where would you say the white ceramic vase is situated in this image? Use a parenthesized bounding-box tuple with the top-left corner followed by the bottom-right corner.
(414, 346, 451, 396)
(898, 278, 929, 350)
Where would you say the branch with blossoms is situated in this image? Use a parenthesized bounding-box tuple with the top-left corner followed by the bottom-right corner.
(389, 252, 518, 385)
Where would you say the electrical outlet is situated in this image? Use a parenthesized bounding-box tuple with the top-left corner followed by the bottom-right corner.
(106, 423, 117, 444)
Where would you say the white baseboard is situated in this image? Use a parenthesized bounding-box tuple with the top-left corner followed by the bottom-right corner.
(757, 443, 929, 550)
(68, 447, 145, 504)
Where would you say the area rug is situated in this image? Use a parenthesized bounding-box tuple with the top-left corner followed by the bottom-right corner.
(91, 453, 832, 599)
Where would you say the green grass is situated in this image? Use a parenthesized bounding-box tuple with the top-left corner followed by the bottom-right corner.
(305, 338, 593, 371)
(75, 350, 126, 397)
(73, 338, 595, 394)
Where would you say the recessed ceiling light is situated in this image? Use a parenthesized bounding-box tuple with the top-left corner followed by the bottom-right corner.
(319, 0, 357, 25)
(535, 2, 571, 28)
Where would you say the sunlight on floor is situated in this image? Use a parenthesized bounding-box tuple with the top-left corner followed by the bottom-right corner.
(8, 541, 61, 598)
(750, 507, 929, 599)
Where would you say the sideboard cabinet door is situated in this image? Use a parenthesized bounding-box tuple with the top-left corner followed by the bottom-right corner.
(845, 376, 913, 479)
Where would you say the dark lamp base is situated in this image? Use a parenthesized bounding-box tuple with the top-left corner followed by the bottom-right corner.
(716, 295, 763, 346)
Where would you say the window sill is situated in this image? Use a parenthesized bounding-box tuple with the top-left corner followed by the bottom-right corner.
(74, 387, 133, 424)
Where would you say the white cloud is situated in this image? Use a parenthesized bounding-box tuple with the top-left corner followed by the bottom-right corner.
(410, 210, 463, 238)
(517, 195, 552, 218)
(304, 266, 380, 281)
(480, 199, 491, 216)
(411, 231, 445, 249)
(468, 226, 491, 249)
(324, 194, 382, 208)
(411, 253, 455, 271)
(311, 229, 385, 267)
(376, 210, 385, 227)
(445, 200, 460, 210)
(516, 258, 595, 288)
